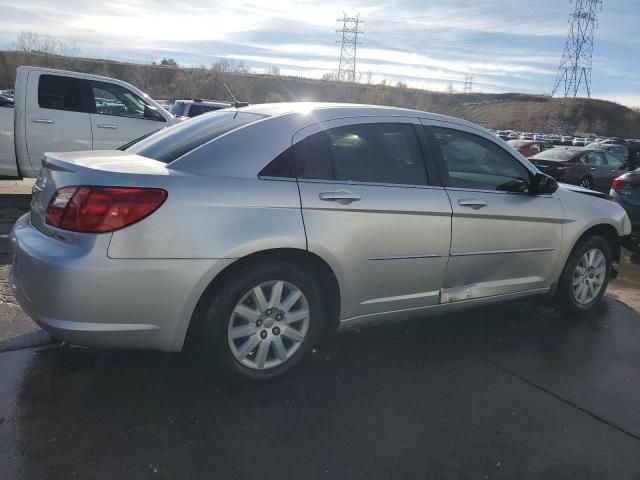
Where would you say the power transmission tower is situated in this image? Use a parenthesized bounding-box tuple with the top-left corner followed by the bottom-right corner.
(552, 0, 602, 98)
(337, 13, 363, 82)
(463, 73, 473, 94)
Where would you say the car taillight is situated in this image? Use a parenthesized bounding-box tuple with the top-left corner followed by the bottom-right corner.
(611, 178, 638, 192)
(45, 186, 167, 233)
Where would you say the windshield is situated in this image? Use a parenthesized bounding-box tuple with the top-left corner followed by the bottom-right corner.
(169, 102, 186, 117)
(126, 110, 266, 163)
(532, 149, 577, 161)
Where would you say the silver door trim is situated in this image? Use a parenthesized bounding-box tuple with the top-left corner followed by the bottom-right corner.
(368, 253, 442, 261)
(451, 247, 555, 257)
(339, 287, 550, 330)
(361, 290, 441, 305)
(97, 124, 117, 129)
(31, 118, 53, 124)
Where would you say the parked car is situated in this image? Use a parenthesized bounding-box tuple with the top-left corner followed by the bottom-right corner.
(530, 147, 627, 192)
(610, 170, 640, 253)
(170, 99, 235, 118)
(545, 134, 562, 145)
(0, 66, 177, 178)
(508, 132, 520, 139)
(572, 137, 589, 146)
(560, 135, 574, 146)
(507, 139, 554, 157)
(10, 103, 631, 381)
(587, 142, 629, 161)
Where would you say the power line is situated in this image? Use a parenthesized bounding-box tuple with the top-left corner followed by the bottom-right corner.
(552, 0, 603, 98)
(337, 13, 363, 82)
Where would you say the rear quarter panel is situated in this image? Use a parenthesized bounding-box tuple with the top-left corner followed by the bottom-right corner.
(107, 174, 307, 259)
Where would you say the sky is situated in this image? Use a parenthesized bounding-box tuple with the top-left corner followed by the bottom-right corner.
(0, 0, 638, 106)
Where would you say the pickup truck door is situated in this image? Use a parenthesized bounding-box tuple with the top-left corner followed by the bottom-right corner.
(88, 80, 167, 150)
(24, 71, 92, 169)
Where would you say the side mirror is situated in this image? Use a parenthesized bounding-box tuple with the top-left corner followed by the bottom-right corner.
(532, 172, 558, 194)
(144, 105, 165, 122)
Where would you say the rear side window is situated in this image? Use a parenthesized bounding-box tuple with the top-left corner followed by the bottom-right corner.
(127, 110, 265, 163)
(38, 74, 88, 113)
(295, 123, 428, 186)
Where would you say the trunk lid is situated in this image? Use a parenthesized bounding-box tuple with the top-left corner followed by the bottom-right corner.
(30, 150, 172, 236)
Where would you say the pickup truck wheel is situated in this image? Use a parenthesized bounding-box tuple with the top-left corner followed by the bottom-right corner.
(201, 261, 325, 382)
(555, 235, 611, 313)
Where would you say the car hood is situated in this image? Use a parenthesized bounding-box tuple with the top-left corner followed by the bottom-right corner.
(558, 182, 609, 199)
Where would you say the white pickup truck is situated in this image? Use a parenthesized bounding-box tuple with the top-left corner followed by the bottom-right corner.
(0, 66, 176, 178)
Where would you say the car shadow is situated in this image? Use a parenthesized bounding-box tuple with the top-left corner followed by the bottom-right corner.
(10, 295, 640, 479)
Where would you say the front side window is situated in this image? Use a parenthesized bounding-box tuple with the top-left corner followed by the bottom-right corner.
(430, 127, 531, 192)
(295, 123, 428, 186)
(91, 81, 148, 119)
(38, 74, 88, 113)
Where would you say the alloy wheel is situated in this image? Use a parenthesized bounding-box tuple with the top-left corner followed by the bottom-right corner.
(227, 280, 310, 369)
(572, 248, 606, 305)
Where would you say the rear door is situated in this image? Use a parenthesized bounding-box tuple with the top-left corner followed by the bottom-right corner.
(582, 151, 610, 192)
(294, 117, 452, 320)
(88, 80, 166, 150)
(424, 121, 563, 301)
(25, 72, 92, 166)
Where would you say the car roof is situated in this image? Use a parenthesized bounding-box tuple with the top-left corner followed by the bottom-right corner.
(236, 102, 483, 129)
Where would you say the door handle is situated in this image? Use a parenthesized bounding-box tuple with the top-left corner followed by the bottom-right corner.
(319, 190, 361, 205)
(97, 124, 117, 129)
(31, 118, 53, 124)
(458, 199, 488, 209)
(590, 167, 598, 170)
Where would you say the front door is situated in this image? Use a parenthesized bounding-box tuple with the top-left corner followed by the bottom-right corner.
(294, 117, 452, 320)
(88, 80, 166, 150)
(424, 122, 564, 301)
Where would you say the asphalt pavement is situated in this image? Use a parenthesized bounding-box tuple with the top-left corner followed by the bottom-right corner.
(1, 184, 640, 479)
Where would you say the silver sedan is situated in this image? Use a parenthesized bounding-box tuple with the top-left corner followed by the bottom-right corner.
(10, 103, 632, 381)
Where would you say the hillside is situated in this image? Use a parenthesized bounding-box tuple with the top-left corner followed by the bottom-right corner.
(2, 50, 639, 137)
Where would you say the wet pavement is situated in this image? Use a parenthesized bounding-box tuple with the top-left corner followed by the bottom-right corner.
(1, 189, 640, 479)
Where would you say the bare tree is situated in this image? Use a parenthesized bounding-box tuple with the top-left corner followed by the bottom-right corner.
(365, 70, 373, 85)
(14, 31, 79, 56)
(266, 65, 281, 76)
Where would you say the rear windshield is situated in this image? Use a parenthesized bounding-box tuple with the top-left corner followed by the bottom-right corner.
(532, 149, 577, 161)
(126, 111, 265, 163)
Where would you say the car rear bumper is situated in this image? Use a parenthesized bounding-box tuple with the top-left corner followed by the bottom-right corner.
(9, 214, 233, 352)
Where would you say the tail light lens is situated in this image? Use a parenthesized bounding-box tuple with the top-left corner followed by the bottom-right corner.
(611, 177, 638, 193)
(45, 186, 167, 233)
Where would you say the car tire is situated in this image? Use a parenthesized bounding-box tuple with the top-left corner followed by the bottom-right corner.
(578, 176, 594, 189)
(200, 261, 326, 382)
(554, 235, 611, 313)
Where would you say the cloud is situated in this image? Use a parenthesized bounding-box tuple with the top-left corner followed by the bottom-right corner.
(0, 0, 637, 102)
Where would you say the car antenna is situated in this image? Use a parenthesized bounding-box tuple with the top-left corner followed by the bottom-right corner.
(224, 84, 246, 109)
